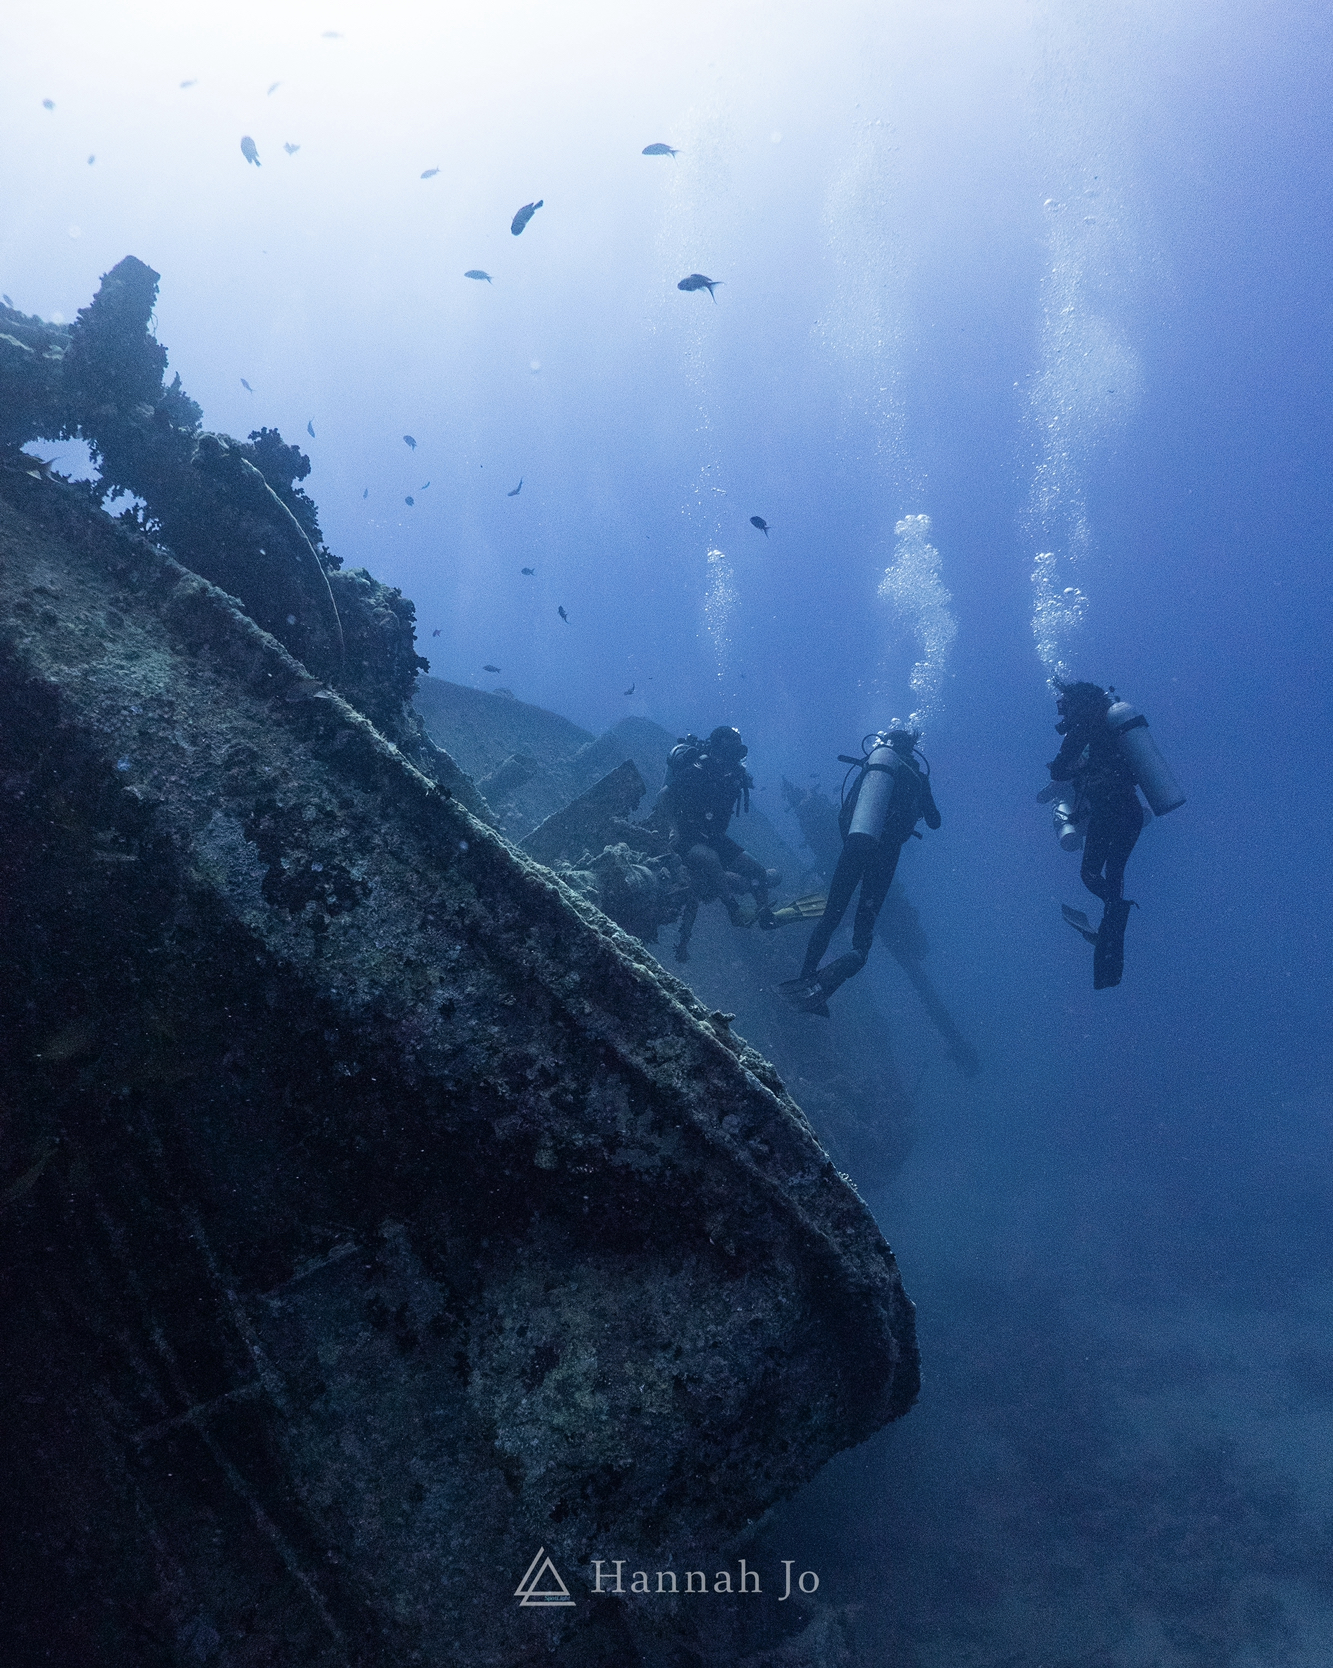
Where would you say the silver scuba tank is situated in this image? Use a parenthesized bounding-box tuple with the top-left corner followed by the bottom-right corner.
(1052, 795, 1088, 851)
(1106, 700, 1185, 815)
(847, 742, 905, 842)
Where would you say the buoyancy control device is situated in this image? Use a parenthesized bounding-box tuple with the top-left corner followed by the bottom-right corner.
(1106, 700, 1185, 816)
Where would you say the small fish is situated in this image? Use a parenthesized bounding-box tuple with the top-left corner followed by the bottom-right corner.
(180, 79, 197, 89)
(678, 273, 721, 301)
(241, 135, 261, 166)
(431, 628, 441, 636)
(464, 269, 492, 283)
(322, 30, 343, 38)
(284, 143, 300, 155)
(421, 167, 440, 180)
(508, 478, 523, 497)
(642, 143, 678, 158)
(87, 154, 95, 165)
(750, 515, 769, 536)
(511, 199, 543, 236)
(421, 480, 430, 489)
(483, 664, 501, 674)
(307, 420, 316, 438)
(241, 378, 253, 392)
(403, 434, 417, 449)
(268, 81, 281, 95)
(363, 488, 369, 498)
(624, 683, 635, 695)
(42, 99, 54, 111)
(405, 495, 414, 506)
(521, 567, 535, 576)
(557, 606, 569, 624)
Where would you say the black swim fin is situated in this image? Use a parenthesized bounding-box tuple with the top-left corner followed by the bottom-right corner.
(1093, 899, 1135, 989)
(776, 977, 831, 1017)
(1062, 904, 1099, 945)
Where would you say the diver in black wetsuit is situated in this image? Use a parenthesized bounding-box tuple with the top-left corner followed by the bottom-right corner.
(1048, 680, 1143, 987)
(656, 726, 778, 960)
(779, 728, 940, 1016)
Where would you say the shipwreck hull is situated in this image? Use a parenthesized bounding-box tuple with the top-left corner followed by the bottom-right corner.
(0, 466, 917, 1665)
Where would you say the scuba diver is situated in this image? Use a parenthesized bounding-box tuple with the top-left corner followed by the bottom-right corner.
(1046, 679, 1184, 989)
(779, 727, 940, 1016)
(655, 725, 780, 961)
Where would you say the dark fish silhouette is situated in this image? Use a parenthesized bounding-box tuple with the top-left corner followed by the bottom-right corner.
(240, 378, 253, 392)
(521, 567, 535, 576)
(421, 167, 440, 179)
(508, 478, 523, 496)
(268, 81, 281, 95)
(307, 420, 316, 438)
(511, 199, 543, 236)
(42, 99, 54, 111)
(431, 628, 441, 636)
(363, 488, 369, 498)
(483, 664, 501, 674)
(624, 683, 635, 695)
(421, 481, 430, 489)
(284, 143, 300, 154)
(405, 496, 414, 506)
(241, 136, 260, 166)
(557, 606, 569, 623)
(180, 80, 197, 89)
(642, 143, 678, 157)
(464, 269, 492, 282)
(403, 434, 416, 449)
(678, 273, 721, 301)
(750, 516, 769, 536)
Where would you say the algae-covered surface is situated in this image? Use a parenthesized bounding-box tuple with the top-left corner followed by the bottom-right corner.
(0, 443, 915, 1664)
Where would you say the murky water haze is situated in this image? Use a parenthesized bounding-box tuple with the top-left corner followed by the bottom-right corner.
(4, 1, 1332, 1659)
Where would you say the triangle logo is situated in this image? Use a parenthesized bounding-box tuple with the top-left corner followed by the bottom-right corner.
(515, 1546, 575, 1607)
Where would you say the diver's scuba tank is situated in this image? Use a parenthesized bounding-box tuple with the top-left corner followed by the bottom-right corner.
(1106, 700, 1185, 815)
(1052, 793, 1088, 852)
(1036, 777, 1088, 851)
(846, 738, 906, 844)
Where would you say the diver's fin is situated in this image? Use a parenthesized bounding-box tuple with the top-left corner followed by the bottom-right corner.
(776, 976, 829, 1015)
(1093, 899, 1135, 989)
(768, 893, 828, 927)
(1062, 904, 1099, 945)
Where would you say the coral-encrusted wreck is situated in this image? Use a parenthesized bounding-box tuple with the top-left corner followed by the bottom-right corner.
(0, 264, 918, 1666)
